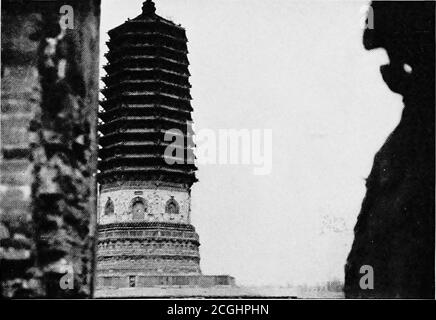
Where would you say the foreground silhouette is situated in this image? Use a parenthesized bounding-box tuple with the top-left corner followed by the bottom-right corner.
(345, 1, 435, 299)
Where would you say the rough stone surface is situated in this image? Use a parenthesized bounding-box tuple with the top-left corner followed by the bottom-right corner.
(344, 1, 435, 299)
(1, 0, 100, 298)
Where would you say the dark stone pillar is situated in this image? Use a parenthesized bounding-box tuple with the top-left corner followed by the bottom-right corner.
(345, 1, 435, 299)
(1, 0, 100, 298)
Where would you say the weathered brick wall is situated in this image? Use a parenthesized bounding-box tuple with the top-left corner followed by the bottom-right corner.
(99, 184, 192, 225)
(1, 0, 100, 298)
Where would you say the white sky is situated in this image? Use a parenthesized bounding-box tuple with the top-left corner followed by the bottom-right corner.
(100, 0, 404, 286)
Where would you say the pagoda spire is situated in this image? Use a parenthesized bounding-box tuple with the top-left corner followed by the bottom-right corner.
(142, 0, 156, 15)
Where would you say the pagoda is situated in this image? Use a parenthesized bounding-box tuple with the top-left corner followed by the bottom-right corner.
(96, 0, 234, 289)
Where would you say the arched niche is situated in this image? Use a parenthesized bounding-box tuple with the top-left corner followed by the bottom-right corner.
(130, 196, 148, 220)
(165, 196, 180, 214)
(104, 197, 114, 216)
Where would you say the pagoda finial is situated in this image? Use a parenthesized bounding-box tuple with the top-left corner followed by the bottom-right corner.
(142, 0, 156, 15)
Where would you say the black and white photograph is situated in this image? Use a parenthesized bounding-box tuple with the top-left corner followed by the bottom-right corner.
(0, 0, 435, 308)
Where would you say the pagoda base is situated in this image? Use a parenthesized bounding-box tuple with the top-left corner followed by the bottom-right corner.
(96, 274, 235, 289)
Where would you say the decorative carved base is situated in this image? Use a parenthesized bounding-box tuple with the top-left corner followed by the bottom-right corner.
(96, 221, 202, 288)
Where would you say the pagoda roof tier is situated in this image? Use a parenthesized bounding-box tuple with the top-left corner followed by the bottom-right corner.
(101, 140, 188, 150)
(99, 143, 192, 160)
(99, 157, 196, 169)
(98, 163, 197, 177)
(102, 68, 190, 87)
(104, 58, 190, 76)
(99, 142, 194, 155)
(99, 127, 188, 136)
(99, 161, 196, 171)
(101, 94, 191, 104)
(100, 94, 192, 111)
(99, 111, 192, 125)
(102, 79, 191, 90)
(99, 139, 195, 154)
(101, 92, 191, 105)
(105, 44, 189, 61)
(98, 129, 190, 147)
(99, 152, 194, 163)
(101, 91, 190, 101)
(100, 100, 193, 113)
(99, 155, 196, 168)
(99, 145, 192, 158)
(108, 14, 186, 37)
(99, 104, 191, 122)
(106, 33, 187, 52)
(101, 80, 191, 99)
(98, 114, 189, 127)
(105, 54, 189, 70)
(108, 29, 186, 44)
(98, 116, 189, 135)
(98, 168, 198, 185)
(108, 16, 186, 39)
(106, 50, 189, 66)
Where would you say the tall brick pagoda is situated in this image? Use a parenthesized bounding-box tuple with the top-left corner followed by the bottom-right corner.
(96, 0, 234, 290)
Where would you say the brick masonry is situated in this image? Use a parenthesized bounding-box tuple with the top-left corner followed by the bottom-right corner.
(99, 185, 191, 225)
(1, 0, 101, 298)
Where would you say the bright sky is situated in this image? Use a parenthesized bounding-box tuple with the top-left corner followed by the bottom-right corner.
(100, 0, 404, 286)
